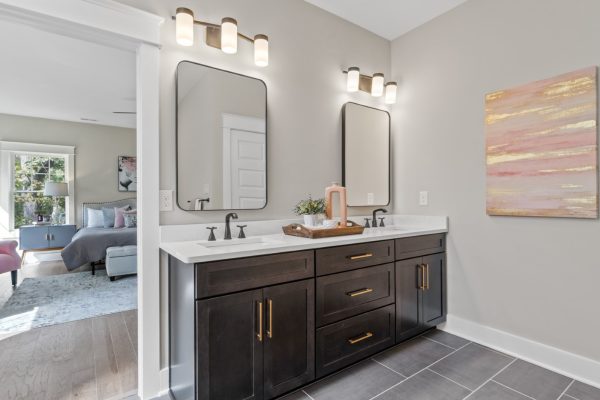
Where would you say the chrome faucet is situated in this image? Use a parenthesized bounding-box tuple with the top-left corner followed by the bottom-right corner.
(224, 212, 238, 240)
(372, 208, 388, 227)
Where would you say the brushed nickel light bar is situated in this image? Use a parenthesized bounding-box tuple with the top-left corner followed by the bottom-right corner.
(343, 68, 397, 104)
(174, 7, 269, 67)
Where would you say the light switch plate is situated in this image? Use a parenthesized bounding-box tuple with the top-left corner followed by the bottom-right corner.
(160, 190, 173, 211)
(419, 191, 429, 206)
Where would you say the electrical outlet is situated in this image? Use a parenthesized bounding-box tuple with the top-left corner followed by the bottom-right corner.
(419, 191, 429, 206)
(160, 190, 173, 211)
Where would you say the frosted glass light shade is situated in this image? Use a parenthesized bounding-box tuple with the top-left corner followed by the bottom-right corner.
(221, 17, 238, 54)
(371, 73, 384, 97)
(385, 82, 397, 104)
(175, 8, 194, 46)
(347, 67, 360, 92)
(254, 34, 269, 67)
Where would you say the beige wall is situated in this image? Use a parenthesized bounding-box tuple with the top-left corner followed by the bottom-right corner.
(0, 113, 136, 227)
(118, 0, 391, 223)
(391, 0, 600, 362)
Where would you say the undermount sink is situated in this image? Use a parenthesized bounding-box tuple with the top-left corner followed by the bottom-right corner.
(197, 237, 281, 249)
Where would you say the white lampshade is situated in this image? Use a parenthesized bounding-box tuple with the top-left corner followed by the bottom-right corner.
(371, 73, 384, 97)
(347, 67, 360, 92)
(254, 34, 269, 67)
(44, 182, 69, 197)
(385, 82, 397, 104)
(175, 7, 194, 46)
(221, 17, 238, 54)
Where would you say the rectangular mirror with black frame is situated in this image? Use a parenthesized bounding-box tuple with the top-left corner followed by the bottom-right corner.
(176, 61, 267, 211)
(342, 102, 391, 207)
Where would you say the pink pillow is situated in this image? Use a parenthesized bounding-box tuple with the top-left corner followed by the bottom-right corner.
(114, 206, 130, 228)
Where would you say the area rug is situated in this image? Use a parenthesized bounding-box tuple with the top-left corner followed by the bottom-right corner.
(0, 271, 137, 333)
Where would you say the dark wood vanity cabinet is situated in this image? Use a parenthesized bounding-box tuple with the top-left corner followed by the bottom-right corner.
(395, 241, 447, 342)
(169, 233, 447, 400)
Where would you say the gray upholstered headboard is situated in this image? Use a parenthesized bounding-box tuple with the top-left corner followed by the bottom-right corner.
(82, 198, 137, 227)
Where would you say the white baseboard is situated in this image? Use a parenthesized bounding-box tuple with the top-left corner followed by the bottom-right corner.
(442, 314, 600, 389)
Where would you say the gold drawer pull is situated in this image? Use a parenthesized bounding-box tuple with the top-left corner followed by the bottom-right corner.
(348, 332, 373, 345)
(267, 299, 273, 339)
(347, 288, 374, 297)
(424, 264, 430, 290)
(348, 253, 373, 260)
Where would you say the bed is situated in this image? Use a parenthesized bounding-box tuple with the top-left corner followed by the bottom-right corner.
(61, 198, 137, 271)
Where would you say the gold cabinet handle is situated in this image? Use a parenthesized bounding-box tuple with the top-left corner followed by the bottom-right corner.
(348, 332, 373, 345)
(425, 264, 430, 290)
(266, 299, 273, 339)
(418, 264, 425, 290)
(348, 253, 373, 260)
(346, 288, 374, 297)
(256, 301, 263, 342)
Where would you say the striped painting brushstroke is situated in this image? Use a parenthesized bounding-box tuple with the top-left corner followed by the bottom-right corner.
(486, 67, 598, 218)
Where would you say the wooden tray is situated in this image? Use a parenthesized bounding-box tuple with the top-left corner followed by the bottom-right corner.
(282, 220, 365, 239)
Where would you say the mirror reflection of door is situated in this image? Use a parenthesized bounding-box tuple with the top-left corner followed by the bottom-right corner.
(222, 114, 266, 209)
(176, 61, 267, 211)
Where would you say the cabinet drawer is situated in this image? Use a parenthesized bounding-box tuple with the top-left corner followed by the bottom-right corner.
(316, 240, 394, 276)
(395, 234, 445, 260)
(195, 250, 314, 298)
(316, 264, 395, 326)
(316, 305, 395, 378)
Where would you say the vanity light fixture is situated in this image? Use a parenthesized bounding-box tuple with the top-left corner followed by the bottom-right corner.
(342, 69, 397, 104)
(385, 82, 397, 104)
(174, 7, 269, 67)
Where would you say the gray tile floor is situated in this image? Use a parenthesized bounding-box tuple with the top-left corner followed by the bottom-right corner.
(282, 329, 600, 400)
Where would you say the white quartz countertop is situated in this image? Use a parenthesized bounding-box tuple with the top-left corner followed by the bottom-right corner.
(160, 215, 448, 264)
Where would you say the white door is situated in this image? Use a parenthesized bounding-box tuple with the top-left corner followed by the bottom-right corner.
(222, 114, 266, 209)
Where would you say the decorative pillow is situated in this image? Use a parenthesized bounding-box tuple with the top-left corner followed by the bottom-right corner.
(123, 209, 137, 228)
(113, 205, 131, 228)
(102, 206, 129, 228)
(87, 208, 104, 228)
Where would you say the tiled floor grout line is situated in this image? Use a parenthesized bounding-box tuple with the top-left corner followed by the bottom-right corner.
(302, 389, 316, 400)
(427, 367, 473, 392)
(491, 379, 537, 400)
(562, 394, 579, 400)
(420, 335, 462, 350)
(461, 358, 518, 400)
(367, 341, 473, 400)
(556, 380, 575, 400)
(370, 358, 408, 379)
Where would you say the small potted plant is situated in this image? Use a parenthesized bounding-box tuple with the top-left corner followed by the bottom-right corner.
(293, 196, 326, 227)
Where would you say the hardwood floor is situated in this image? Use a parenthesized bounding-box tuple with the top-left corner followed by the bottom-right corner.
(0, 310, 138, 400)
(0, 252, 137, 399)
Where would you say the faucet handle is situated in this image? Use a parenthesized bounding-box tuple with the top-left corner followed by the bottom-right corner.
(363, 218, 371, 228)
(237, 225, 247, 239)
(378, 217, 385, 227)
(206, 227, 217, 241)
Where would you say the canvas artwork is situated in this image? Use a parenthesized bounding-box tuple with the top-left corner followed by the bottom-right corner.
(486, 67, 598, 218)
(118, 156, 137, 192)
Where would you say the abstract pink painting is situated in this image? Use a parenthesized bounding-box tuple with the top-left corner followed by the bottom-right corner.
(486, 67, 598, 218)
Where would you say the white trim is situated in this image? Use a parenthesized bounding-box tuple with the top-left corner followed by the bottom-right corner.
(442, 314, 600, 389)
(221, 113, 266, 209)
(0, 140, 75, 155)
(0, 1, 164, 399)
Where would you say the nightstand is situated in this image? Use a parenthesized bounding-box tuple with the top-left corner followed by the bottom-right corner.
(19, 224, 77, 264)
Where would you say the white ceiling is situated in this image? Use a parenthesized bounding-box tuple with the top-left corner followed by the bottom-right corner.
(305, 0, 468, 40)
(0, 19, 136, 129)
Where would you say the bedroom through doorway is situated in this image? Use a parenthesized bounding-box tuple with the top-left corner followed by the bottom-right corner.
(0, 14, 139, 399)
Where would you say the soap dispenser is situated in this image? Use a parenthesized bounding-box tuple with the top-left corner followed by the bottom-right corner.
(325, 182, 348, 228)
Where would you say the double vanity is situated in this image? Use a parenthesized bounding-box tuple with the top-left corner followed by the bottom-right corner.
(161, 216, 448, 400)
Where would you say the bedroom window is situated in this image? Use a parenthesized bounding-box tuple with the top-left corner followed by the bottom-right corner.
(13, 153, 67, 229)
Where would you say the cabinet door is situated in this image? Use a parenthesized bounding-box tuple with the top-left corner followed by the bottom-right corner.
(263, 279, 315, 400)
(395, 258, 424, 342)
(196, 289, 264, 400)
(19, 226, 50, 250)
(49, 225, 76, 248)
(422, 253, 446, 326)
